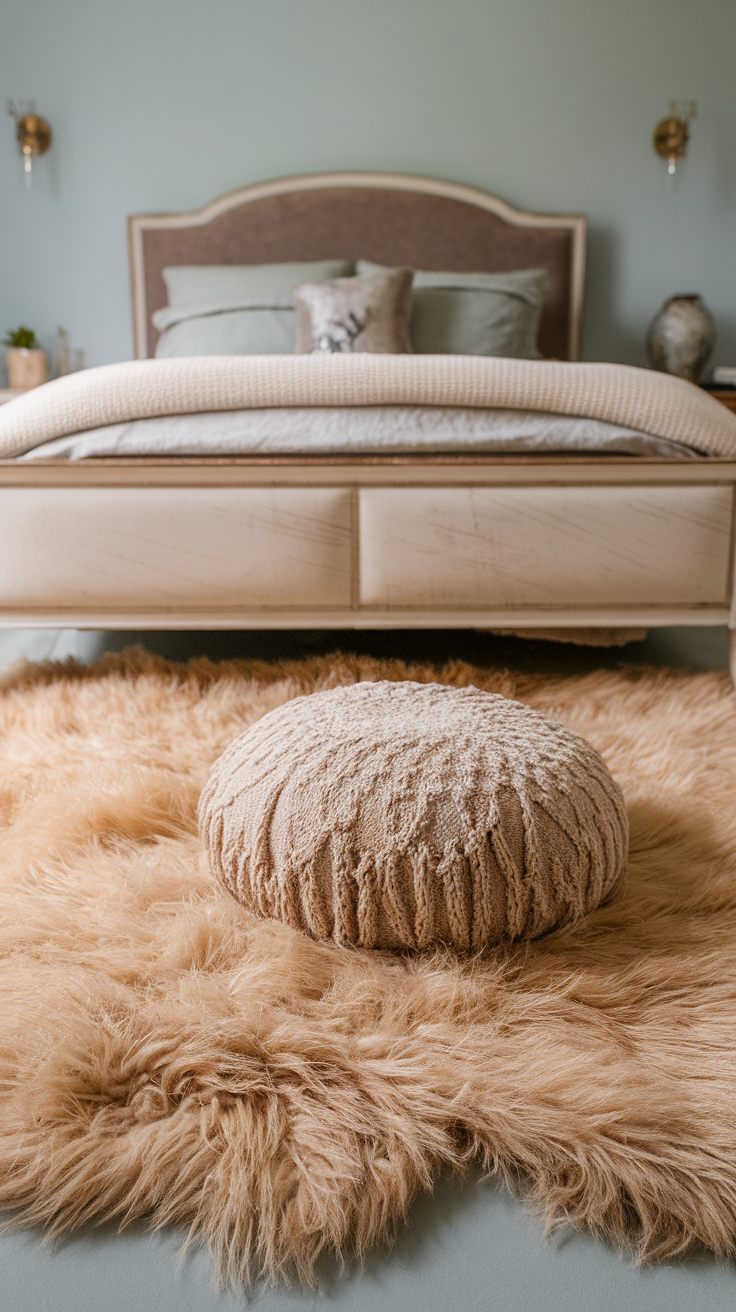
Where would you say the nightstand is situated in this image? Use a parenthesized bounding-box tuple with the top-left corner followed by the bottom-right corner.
(701, 387, 736, 415)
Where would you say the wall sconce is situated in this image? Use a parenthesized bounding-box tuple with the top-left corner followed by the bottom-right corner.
(7, 100, 52, 187)
(653, 101, 696, 175)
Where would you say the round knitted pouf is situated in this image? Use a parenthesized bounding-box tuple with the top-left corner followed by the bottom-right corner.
(199, 681, 628, 952)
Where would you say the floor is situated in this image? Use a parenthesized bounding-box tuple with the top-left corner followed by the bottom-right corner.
(0, 623, 734, 1312)
(0, 621, 730, 679)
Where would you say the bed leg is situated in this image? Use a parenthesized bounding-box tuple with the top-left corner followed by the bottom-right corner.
(730, 628, 736, 689)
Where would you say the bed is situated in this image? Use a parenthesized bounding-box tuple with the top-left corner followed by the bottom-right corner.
(1, 170, 736, 678)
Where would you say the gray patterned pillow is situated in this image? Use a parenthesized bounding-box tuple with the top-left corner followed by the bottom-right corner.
(293, 269, 413, 354)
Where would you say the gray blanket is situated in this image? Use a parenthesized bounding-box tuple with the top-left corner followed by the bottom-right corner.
(20, 406, 698, 460)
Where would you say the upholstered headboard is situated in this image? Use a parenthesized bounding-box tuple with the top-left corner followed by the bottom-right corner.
(128, 172, 587, 361)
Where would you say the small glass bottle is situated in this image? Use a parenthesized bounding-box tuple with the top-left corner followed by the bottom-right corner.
(55, 326, 70, 377)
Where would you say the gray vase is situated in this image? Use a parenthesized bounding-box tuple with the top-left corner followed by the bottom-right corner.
(647, 294, 715, 382)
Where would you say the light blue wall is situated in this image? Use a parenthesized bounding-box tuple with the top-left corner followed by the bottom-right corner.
(1, 0, 735, 383)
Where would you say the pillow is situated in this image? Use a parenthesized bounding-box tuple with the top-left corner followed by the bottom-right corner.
(162, 261, 355, 307)
(292, 269, 414, 354)
(357, 260, 548, 358)
(199, 681, 628, 952)
(156, 261, 355, 357)
(153, 300, 297, 357)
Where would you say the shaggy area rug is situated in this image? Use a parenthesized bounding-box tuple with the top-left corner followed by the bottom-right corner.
(0, 650, 735, 1285)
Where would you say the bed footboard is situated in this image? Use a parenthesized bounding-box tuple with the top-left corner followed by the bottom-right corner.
(0, 456, 734, 648)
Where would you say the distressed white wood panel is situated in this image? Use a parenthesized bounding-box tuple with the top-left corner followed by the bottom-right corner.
(0, 606, 729, 630)
(0, 487, 352, 610)
(359, 485, 733, 608)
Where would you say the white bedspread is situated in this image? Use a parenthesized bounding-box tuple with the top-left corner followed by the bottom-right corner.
(1, 355, 735, 459)
(20, 407, 696, 460)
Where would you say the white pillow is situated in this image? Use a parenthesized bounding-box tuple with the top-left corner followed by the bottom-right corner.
(162, 261, 354, 307)
(153, 300, 297, 357)
(156, 261, 355, 357)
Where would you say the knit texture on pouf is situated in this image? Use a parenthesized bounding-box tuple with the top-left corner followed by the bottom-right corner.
(199, 681, 628, 951)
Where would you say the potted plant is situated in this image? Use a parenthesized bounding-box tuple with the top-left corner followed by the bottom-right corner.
(3, 326, 47, 389)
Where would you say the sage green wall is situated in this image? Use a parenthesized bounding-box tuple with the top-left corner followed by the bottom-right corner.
(1, 0, 735, 382)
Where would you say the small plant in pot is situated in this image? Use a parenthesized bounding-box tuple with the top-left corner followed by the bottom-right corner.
(3, 326, 48, 390)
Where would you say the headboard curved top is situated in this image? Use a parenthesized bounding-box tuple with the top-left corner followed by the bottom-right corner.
(129, 171, 586, 362)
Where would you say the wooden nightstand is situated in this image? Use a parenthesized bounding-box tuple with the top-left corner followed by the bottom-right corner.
(702, 388, 736, 415)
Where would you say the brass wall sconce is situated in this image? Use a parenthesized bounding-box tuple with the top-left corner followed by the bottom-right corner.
(653, 101, 696, 175)
(7, 100, 52, 186)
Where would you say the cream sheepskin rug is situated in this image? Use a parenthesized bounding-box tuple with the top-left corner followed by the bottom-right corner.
(0, 649, 735, 1285)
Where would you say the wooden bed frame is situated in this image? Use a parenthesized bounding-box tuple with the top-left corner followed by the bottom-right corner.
(1, 171, 735, 680)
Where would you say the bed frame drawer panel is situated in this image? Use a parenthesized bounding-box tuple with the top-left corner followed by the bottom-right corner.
(359, 485, 733, 609)
(0, 488, 352, 610)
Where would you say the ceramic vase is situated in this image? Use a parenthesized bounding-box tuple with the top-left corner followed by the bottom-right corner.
(6, 347, 47, 390)
(646, 295, 715, 382)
